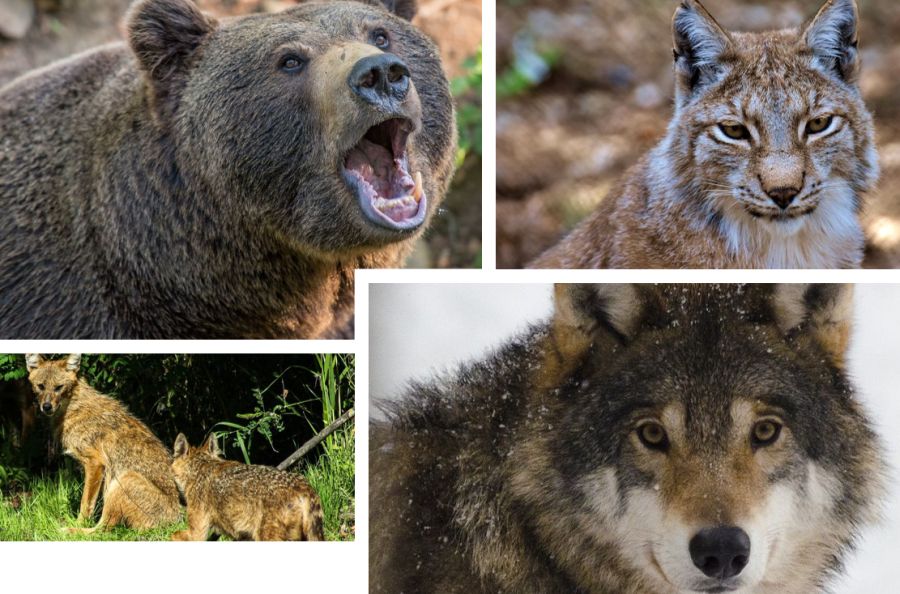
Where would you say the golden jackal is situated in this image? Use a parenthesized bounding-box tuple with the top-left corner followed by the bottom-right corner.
(25, 354, 181, 533)
(171, 433, 325, 541)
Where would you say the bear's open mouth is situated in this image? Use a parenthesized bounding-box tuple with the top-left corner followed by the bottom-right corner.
(342, 117, 426, 231)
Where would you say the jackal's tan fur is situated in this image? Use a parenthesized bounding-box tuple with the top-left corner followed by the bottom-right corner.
(171, 433, 324, 541)
(25, 354, 180, 532)
(533, 0, 877, 269)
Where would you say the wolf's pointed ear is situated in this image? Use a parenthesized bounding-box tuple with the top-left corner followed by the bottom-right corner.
(65, 354, 81, 372)
(772, 284, 854, 368)
(25, 354, 43, 371)
(126, 0, 217, 121)
(203, 433, 223, 458)
(376, 0, 417, 21)
(173, 433, 189, 458)
(551, 284, 644, 360)
(672, 0, 733, 103)
(802, 0, 859, 83)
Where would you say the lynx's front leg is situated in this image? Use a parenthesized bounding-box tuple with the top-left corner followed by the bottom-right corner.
(172, 506, 212, 541)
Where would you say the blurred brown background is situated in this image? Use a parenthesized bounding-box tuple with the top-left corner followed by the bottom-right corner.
(496, 0, 900, 268)
(0, 0, 481, 268)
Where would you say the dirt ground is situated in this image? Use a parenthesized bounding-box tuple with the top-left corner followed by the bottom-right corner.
(497, 0, 900, 268)
(0, 0, 481, 268)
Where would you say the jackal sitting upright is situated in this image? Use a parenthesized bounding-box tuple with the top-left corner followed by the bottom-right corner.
(25, 354, 181, 533)
(171, 433, 325, 541)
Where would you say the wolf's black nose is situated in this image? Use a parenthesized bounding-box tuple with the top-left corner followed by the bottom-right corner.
(41, 402, 52, 414)
(689, 526, 751, 579)
(349, 53, 410, 106)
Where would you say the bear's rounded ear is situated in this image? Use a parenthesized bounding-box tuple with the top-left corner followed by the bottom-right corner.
(378, 0, 417, 21)
(772, 284, 854, 368)
(126, 0, 217, 120)
(173, 433, 189, 458)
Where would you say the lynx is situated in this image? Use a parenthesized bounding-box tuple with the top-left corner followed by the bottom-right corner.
(532, 0, 878, 269)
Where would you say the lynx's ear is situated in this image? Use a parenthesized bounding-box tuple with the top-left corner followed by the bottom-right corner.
(802, 0, 859, 83)
(126, 0, 217, 122)
(25, 354, 43, 371)
(173, 433, 190, 458)
(772, 284, 854, 368)
(65, 354, 82, 372)
(672, 0, 733, 104)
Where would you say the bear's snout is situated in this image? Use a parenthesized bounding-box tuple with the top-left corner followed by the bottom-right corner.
(349, 53, 411, 108)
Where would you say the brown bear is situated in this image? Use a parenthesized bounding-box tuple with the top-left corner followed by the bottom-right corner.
(0, 0, 456, 338)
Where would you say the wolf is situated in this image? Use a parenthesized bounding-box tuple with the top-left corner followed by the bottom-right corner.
(370, 284, 885, 593)
(532, 0, 878, 269)
(25, 354, 181, 533)
(170, 433, 324, 541)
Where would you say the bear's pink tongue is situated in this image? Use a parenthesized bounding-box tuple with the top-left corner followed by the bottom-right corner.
(344, 138, 419, 223)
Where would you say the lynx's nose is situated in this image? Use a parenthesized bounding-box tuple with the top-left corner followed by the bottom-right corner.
(349, 53, 410, 106)
(765, 186, 800, 210)
(689, 526, 751, 579)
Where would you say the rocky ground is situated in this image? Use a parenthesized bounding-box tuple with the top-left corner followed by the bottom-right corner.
(497, 0, 900, 268)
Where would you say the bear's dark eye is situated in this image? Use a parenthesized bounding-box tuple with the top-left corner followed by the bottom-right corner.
(279, 55, 306, 74)
(372, 28, 390, 49)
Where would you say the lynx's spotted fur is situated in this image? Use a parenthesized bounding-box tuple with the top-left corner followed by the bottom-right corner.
(533, 0, 878, 269)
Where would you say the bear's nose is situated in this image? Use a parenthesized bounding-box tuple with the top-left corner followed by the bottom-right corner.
(689, 526, 751, 580)
(349, 53, 410, 106)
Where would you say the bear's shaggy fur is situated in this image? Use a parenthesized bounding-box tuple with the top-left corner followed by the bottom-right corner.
(0, 0, 456, 338)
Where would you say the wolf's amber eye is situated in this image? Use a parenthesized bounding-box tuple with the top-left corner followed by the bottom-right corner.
(751, 419, 782, 447)
(806, 115, 833, 135)
(637, 422, 669, 451)
(718, 122, 750, 140)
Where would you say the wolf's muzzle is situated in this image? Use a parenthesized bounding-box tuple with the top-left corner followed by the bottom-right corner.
(689, 526, 751, 580)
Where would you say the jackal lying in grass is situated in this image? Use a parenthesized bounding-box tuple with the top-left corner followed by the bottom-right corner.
(171, 433, 324, 541)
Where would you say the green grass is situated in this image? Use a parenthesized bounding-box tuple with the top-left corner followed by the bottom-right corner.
(0, 450, 355, 541)
(0, 469, 185, 541)
(302, 426, 355, 541)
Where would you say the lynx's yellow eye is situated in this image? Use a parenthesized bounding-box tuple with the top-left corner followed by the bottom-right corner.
(718, 122, 751, 140)
(806, 115, 833, 135)
(637, 421, 669, 451)
(751, 419, 782, 448)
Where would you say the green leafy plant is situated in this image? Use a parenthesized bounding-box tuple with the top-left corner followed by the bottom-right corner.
(452, 47, 482, 167)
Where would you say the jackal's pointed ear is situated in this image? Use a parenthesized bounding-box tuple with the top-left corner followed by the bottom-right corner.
(65, 354, 82, 372)
(126, 0, 217, 122)
(25, 354, 43, 371)
(672, 0, 733, 103)
(803, 0, 859, 83)
(552, 284, 644, 359)
(772, 284, 854, 367)
(173, 433, 189, 458)
(203, 433, 223, 458)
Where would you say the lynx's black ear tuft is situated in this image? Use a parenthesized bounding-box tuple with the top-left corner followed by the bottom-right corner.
(772, 284, 854, 368)
(126, 0, 217, 121)
(672, 0, 733, 104)
(802, 0, 860, 83)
